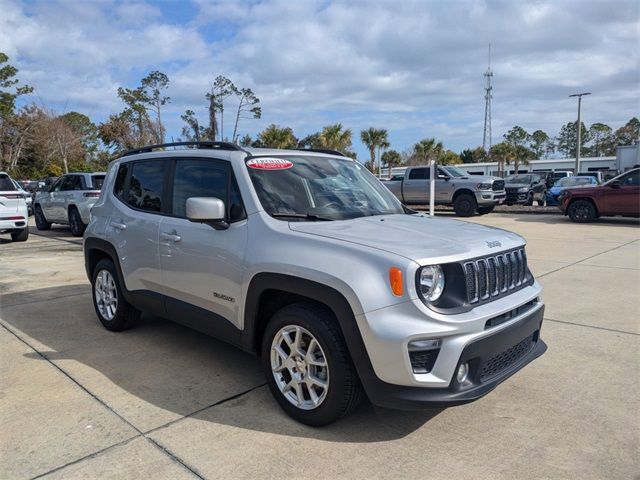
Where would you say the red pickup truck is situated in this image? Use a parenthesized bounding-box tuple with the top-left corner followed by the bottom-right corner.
(559, 168, 639, 222)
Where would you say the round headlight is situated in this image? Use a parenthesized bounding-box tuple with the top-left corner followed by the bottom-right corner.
(418, 265, 445, 302)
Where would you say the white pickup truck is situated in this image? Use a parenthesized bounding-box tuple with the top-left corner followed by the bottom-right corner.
(383, 165, 506, 216)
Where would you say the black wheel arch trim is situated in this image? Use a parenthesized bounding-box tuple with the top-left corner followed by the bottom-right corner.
(242, 273, 381, 394)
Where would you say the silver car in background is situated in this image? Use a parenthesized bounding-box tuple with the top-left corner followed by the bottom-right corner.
(35, 172, 105, 236)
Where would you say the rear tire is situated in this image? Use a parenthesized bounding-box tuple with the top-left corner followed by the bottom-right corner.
(11, 228, 29, 242)
(477, 206, 495, 215)
(68, 207, 86, 237)
(34, 205, 51, 230)
(261, 303, 363, 426)
(453, 193, 477, 217)
(91, 259, 140, 331)
(568, 199, 597, 223)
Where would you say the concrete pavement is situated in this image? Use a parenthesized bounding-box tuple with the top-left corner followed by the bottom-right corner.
(1, 215, 638, 479)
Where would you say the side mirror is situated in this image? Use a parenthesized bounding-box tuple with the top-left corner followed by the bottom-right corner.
(608, 180, 621, 189)
(186, 197, 228, 230)
(437, 174, 449, 180)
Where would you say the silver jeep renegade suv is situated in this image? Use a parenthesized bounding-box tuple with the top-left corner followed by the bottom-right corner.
(83, 142, 546, 426)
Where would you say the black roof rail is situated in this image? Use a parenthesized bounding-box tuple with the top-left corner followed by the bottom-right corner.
(121, 141, 246, 157)
(293, 148, 347, 157)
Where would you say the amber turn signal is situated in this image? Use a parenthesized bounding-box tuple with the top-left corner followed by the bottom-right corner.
(389, 267, 403, 296)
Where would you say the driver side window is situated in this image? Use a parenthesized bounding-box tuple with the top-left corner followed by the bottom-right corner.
(621, 170, 639, 187)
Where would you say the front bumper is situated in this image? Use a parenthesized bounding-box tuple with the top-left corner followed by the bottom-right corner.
(364, 306, 545, 409)
(475, 190, 506, 206)
(546, 193, 559, 206)
(354, 284, 546, 409)
(505, 191, 529, 204)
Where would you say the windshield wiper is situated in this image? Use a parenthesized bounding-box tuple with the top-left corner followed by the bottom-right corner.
(271, 213, 333, 221)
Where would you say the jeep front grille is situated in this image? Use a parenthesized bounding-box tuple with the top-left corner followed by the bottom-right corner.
(464, 248, 529, 304)
(492, 180, 505, 191)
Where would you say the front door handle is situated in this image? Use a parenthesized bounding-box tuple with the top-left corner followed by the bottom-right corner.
(161, 231, 181, 242)
(110, 221, 127, 231)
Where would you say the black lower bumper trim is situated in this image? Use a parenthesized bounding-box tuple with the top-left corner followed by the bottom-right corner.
(364, 305, 546, 410)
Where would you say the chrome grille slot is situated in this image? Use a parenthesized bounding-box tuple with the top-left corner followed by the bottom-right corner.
(464, 262, 478, 303)
(487, 257, 498, 296)
(477, 260, 488, 299)
(464, 248, 530, 305)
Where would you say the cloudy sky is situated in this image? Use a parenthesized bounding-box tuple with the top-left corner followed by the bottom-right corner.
(1, 0, 639, 158)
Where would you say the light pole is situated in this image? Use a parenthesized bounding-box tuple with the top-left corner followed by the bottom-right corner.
(569, 92, 591, 174)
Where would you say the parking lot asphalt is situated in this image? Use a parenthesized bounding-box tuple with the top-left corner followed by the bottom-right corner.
(1, 214, 638, 480)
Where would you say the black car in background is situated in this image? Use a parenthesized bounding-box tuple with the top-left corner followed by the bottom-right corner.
(504, 174, 547, 206)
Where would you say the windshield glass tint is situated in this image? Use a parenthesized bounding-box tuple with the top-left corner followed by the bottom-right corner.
(246, 155, 404, 220)
(505, 175, 532, 184)
(442, 166, 468, 177)
(557, 177, 593, 187)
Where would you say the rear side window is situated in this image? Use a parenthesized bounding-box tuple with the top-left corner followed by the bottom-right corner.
(0, 174, 16, 191)
(91, 175, 105, 189)
(114, 163, 129, 200)
(409, 168, 428, 180)
(127, 161, 165, 212)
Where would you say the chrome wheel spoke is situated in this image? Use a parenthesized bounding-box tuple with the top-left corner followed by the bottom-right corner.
(270, 324, 330, 410)
(94, 269, 117, 321)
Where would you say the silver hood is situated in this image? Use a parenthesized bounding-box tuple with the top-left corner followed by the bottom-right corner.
(288, 214, 525, 264)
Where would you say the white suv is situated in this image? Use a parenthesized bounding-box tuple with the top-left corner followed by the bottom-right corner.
(35, 172, 105, 236)
(84, 142, 546, 426)
(0, 172, 29, 242)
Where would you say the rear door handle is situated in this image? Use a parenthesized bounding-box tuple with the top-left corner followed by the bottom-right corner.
(110, 221, 127, 231)
(161, 232, 181, 242)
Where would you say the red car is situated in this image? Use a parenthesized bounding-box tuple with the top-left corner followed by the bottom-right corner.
(559, 168, 639, 222)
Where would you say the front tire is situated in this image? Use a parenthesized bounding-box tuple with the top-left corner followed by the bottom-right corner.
(453, 193, 477, 217)
(477, 205, 495, 215)
(68, 207, 86, 237)
(91, 259, 140, 331)
(261, 303, 363, 426)
(525, 192, 534, 206)
(11, 228, 29, 242)
(34, 205, 51, 230)
(568, 199, 597, 223)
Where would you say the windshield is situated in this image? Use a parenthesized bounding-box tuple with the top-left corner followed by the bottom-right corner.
(556, 177, 594, 187)
(246, 155, 405, 220)
(91, 175, 105, 189)
(505, 174, 533, 184)
(442, 166, 468, 177)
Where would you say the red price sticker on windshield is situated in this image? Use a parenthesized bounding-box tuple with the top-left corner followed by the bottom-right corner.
(246, 158, 294, 170)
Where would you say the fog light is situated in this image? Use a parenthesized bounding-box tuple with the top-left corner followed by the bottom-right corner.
(457, 362, 469, 383)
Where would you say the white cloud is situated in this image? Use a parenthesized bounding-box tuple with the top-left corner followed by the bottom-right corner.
(1, 0, 639, 156)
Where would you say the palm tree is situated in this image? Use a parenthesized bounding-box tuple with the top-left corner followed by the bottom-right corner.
(319, 124, 352, 152)
(489, 142, 515, 176)
(257, 124, 297, 149)
(360, 128, 389, 175)
(360, 128, 378, 168)
(413, 138, 443, 165)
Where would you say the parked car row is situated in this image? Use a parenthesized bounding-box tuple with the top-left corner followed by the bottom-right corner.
(35, 172, 105, 236)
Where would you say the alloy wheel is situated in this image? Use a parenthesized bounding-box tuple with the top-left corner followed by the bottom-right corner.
(270, 325, 329, 410)
(94, 269, 118, 321)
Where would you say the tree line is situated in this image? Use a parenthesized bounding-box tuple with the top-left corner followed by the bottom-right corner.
(1, 52, 638, 179)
